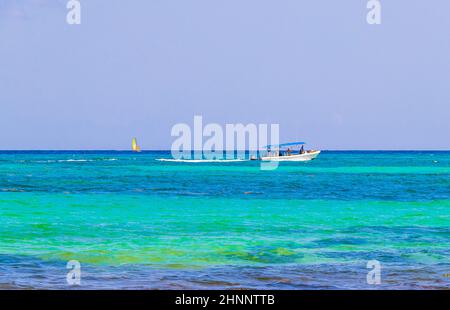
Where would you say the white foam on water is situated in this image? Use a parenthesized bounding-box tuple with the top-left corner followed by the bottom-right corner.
(58, 158, 118, 162)
(22, 158, 119, 163)
(156, 158, 247, 163)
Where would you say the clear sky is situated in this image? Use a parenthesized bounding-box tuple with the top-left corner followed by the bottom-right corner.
(1, 0, 449, 150)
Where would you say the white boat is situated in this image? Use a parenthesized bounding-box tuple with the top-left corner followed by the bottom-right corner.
(261, 150, 321, 161)
(258, 142, 321, 162)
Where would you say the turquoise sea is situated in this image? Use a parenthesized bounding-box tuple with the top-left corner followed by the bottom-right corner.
(0, 151, 449, 289)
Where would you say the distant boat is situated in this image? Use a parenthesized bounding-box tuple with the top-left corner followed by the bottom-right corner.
(257, 142, 320, 162)
(132, 138, 141, 152)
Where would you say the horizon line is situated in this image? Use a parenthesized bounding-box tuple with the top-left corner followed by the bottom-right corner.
(0, 149, 449, 152)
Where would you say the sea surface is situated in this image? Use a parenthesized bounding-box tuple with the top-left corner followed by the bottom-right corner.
(0, 151, 449, 289)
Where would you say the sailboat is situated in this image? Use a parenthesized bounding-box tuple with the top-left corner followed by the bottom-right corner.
(132, 137, 141, 152)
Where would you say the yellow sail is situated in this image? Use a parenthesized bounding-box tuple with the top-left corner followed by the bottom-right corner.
(132, 138, 141, 152)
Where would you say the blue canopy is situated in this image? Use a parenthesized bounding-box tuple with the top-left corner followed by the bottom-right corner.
(265, 142, 305, 148)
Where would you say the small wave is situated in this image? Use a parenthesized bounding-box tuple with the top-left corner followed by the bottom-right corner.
(16, 159, 87, 163)
(20, 158, 119, 163)
(57, 158, 118, 162)
(1, 188, 25, 192)
(156, 158, 247, 163)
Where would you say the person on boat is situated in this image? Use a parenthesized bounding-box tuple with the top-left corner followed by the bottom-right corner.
(300, 145, 305, 154)
(287, 148, 291, 156)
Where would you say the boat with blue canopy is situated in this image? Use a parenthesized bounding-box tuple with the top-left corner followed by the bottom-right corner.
(258, 141, 320, 161)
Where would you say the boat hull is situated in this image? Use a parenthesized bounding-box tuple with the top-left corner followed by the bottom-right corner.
(261, 150, 321, 162)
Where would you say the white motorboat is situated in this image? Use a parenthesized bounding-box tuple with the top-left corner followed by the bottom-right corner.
(258, 142, 321, 162)
(261, 150, 321, 161)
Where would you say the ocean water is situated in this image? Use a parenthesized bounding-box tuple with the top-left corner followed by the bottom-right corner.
(0, 151, 449, 289)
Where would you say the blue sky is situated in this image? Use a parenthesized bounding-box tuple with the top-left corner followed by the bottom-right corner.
(1, 0, 449, 150)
